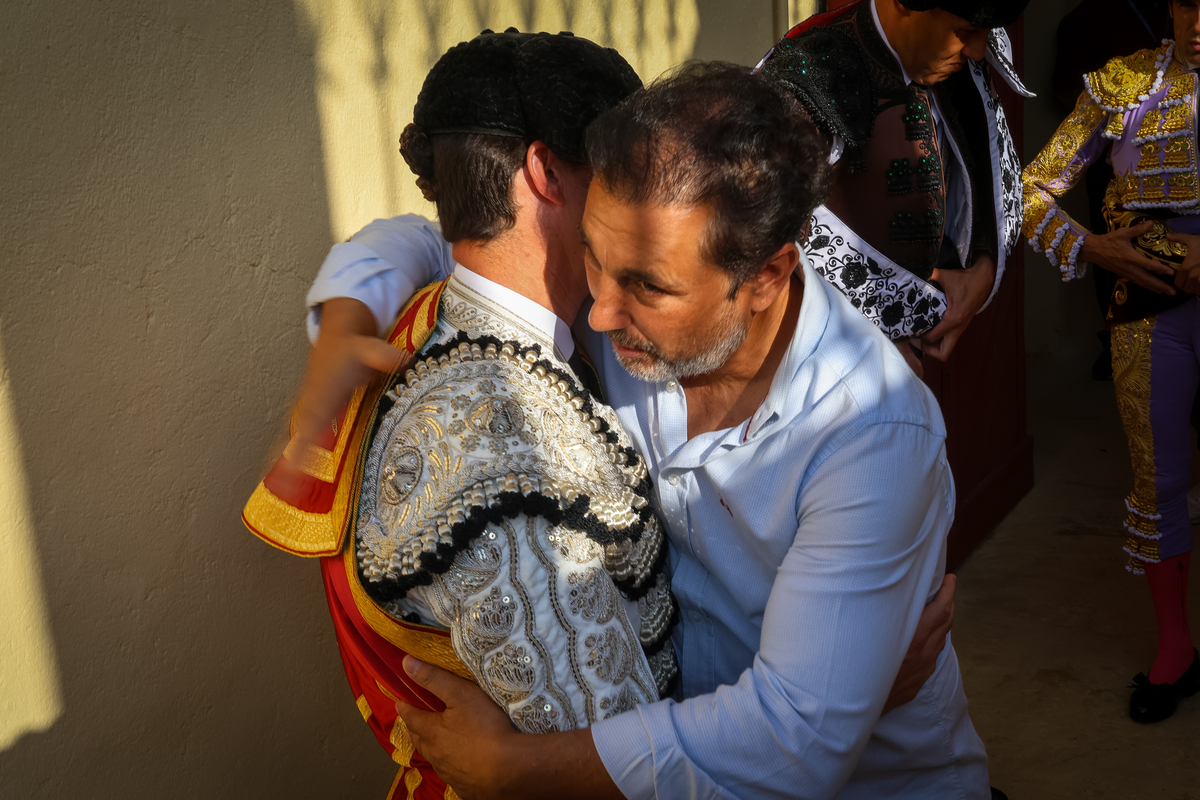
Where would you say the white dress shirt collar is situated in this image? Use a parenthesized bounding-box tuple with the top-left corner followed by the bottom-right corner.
(451, 263, 575, 360)
(870, 0, 914, 86)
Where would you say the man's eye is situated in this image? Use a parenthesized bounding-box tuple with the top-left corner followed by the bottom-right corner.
(638, 280, 663, 295)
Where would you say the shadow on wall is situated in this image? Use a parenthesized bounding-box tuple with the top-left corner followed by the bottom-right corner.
(1021, 0, 1108, 358)
(0, 0, 397, 797)
(0, 1, 768, 798)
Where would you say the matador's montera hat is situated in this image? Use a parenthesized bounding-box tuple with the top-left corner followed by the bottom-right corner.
(900, 0, 1030, 28)
(409, 28, 641, 162)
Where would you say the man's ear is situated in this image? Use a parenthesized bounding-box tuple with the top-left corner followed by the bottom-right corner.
(523, 140, 567, 206)
(746, 241, 800, 313)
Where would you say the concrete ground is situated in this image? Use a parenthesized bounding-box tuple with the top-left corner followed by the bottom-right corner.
(955, 349, 1200, 799)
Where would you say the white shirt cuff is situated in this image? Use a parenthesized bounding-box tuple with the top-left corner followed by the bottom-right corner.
(591, 700, 730, 800)
(305, 242, 418, 342)
(591, 704, 665, 800)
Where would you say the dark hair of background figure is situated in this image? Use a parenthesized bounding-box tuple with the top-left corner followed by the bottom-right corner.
(400, 127, 531, 243)
(585, 61, 833, 294)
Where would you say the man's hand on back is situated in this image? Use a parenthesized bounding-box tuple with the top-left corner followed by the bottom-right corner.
(276, 298, 409, 490)
(396, 656, 622, 800)
(883, 574, 956, 715)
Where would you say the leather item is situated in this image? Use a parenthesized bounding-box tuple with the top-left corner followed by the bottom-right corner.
(1128, 647, 1200, 723)
(1102, 182, 1196, 326)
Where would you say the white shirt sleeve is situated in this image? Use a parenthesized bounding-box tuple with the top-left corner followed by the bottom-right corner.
(591, 421, 958, 799)
(305, 214, 455, 342)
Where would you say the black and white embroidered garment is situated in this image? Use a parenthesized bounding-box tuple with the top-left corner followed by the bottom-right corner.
(354, 276, 678, 733)
(764, 23, 1026, 340)
(805, 207, 948, 340)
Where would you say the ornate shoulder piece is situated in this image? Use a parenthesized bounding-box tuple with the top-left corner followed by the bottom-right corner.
(356, 335, 661, 603)
(760, 26, 876, 150)
(241, 280, 449, 557)
(1085, 41, 1176, 114)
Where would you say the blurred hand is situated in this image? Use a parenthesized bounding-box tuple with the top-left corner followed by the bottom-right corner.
(921, 255, 996, 361)
(275, 298, 408, 490)
(1165, 231, 1200, 295)
(883, 574, 956, 715)
(1081, 222, 1177, 295)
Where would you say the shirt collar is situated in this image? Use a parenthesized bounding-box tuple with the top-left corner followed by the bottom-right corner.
(451, 264, 575, 360)
(743, 253, 830, 440)
(870, 0, 914, 86)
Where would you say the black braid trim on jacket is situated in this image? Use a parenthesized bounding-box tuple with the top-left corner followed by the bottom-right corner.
(660, 664, 681, 700)
(641, 593, 679, 659)
(760, 26, 877, 150)
(360, 331, 663, 604)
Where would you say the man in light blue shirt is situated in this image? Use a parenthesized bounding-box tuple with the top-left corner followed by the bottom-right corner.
(296, 65, 988, 800)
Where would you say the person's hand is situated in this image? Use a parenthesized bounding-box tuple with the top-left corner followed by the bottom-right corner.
(394, 657, 520, 799)
(920, 255, 996, 361)
(276, 298, 409, 491)
(1080, 222, 1177, 295)
(395, 656, 622, 800)
(1165, 231, 1200, 295)
(883, 574, 956, 715)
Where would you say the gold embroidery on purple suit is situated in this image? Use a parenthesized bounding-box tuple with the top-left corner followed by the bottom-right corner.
(1023, 41, 1200, 281)
(1111, 317, 1161, 573)
(1021, 90, 1105, 278)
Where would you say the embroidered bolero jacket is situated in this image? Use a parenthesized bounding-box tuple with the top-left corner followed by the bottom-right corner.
(758, 1, 1026, 340)
(1023, 40, 1199, 281)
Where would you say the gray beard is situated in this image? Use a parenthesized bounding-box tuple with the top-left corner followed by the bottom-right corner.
(607, 303, 750, 383)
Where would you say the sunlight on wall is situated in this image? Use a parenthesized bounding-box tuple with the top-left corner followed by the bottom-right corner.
(790, 0, 822, 27)
(0, 329, 62, 751)
(771, 1, 821, 41)
(293, 0, 700, 240)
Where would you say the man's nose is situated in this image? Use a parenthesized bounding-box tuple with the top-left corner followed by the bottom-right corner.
(962, 31, 988, 62)
(587, 279, 629, 333)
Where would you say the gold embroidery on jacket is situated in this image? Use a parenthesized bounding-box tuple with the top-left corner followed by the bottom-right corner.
(1163, 136, 1193, 169)
(1021, 90, 1106, 272)
(1086, 46, 1165, 109)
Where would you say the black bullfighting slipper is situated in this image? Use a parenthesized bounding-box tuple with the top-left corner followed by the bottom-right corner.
(1177, 648, 1200, 698)
(1128, 648, 1200, 723)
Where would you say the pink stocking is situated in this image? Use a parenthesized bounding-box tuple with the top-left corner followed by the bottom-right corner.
(1146, 553, 1194, 684)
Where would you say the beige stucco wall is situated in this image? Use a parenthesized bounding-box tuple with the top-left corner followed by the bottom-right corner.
(0, 2, 772, 797)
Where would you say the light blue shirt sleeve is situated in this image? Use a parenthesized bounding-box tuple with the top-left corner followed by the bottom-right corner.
(591, 420, 954, 800)
(305, 214, 455, 342)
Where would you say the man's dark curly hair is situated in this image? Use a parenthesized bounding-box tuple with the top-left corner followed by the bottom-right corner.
(585, 61, 833, 292)
(397, 28, 642, 244)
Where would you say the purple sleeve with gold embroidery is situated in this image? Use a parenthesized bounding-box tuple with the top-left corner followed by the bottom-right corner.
(1021, 91, 1108, 281)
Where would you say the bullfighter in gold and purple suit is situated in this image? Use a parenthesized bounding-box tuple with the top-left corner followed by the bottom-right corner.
(1023, 0, 1200, 724)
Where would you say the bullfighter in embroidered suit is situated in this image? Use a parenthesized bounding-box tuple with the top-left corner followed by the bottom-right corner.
(243, 31, 676, 799)
(755, 0, 1029, 365)
(1023, 0, 1200, 724)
